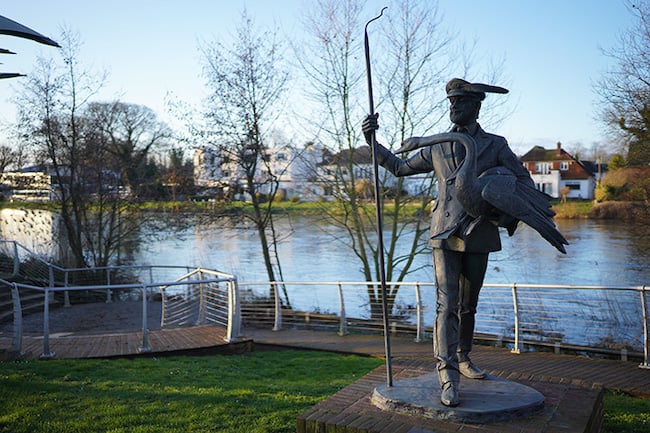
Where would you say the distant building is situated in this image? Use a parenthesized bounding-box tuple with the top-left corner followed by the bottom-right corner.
(193, 143, 437, 202)
(259, 143, 328, 201)
(0, 164, 123, 202)
(0, 170, 54, 202)
(193, 146, 225, 189)
(319, 146, 436, 199)
(520, 142, 600, 200)
(194, 144, 327, 201)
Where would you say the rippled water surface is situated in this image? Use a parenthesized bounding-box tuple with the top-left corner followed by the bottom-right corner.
(135, 216, 650, 287)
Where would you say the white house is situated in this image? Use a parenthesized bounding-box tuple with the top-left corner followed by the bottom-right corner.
(520, 142, 598, 200)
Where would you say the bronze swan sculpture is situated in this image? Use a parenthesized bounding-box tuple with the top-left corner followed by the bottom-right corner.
(395, 132, 568, 254)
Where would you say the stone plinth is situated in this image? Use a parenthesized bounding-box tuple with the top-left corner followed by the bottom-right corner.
(371, 373, 544, 424)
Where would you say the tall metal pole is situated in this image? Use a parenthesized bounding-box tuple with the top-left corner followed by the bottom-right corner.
(364, 7, 392, 387)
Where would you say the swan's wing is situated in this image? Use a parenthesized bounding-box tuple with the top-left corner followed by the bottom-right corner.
(482, 176, 568, 254)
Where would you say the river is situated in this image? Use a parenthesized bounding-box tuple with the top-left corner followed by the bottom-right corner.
(134, 215, 650, 287)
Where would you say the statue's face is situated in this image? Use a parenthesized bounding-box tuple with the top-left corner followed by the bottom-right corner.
(448, 95, 481, 127)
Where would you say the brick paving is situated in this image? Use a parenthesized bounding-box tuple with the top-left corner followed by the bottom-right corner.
(295, 360, 604, 433)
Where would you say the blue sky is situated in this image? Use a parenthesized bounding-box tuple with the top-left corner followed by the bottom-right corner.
(0, 1, 635, 155)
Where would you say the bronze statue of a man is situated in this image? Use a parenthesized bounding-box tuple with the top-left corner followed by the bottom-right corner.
(363, 78, 536, 407)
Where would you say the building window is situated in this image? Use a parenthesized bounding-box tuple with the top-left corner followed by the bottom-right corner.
(535, 162, 551, 174)
(566, 183, 580, 190)
(560, 161, 569, 170)
(535, 183, 553, 194)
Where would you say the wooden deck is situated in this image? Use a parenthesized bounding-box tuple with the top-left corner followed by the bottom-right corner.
(245, 328, 650, 399)
(0, 325, 252, 359)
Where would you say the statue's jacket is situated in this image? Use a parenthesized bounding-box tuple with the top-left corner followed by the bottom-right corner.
(376, 123, 534, 254)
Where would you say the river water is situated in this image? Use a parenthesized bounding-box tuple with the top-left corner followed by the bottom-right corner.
(134, 215, 650, 288)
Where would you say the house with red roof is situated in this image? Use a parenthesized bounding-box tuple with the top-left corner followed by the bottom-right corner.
(520, 142, 599, 200)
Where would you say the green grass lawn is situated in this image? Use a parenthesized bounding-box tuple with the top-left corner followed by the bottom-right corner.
(603, 391, 650, 433)
(0, 351, 382, 433)
(1, 351, 648, 433)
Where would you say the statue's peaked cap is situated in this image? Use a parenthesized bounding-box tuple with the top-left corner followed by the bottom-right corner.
(446, 78, 509, 100)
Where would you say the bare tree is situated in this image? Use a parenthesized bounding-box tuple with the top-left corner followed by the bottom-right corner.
(12, 28, 136, 269)
(297, 0, 459, 317)
(597, 0, 650, 166)
(198, 11, 290, 295)
(84, 101, 172, 198)
(0, 145, 20, 173)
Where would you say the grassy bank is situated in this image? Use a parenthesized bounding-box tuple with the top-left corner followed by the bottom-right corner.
(0, 351, 382, 433)
(3, 197, 647, 222)
(551, 200, 593, 218)
(1, 352, 648, 433)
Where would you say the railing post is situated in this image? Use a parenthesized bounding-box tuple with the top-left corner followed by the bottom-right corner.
(10, 283, 22, 353)
(197, 270, 206, 325)
(225, 277, 241, 342)
(138, 285, 152, 353)
(273, 282, 282, 331)
(12, 241, 19, 276)
(414, 282, 425, 343)
(48, 265, 54, 290)
(337, 283, 348, 336)
(640, 285, 649, 369)
(63, 270, 71, 308)
(105, 268, 113, 303)
(160, 286, 167, 327)
(511, 283, 522, 354)
(40, 286, 55, 359)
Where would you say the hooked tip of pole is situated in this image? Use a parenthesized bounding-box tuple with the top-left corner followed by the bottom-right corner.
(365, 6, 388, 32)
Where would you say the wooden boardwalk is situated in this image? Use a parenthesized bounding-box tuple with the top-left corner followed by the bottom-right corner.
(245, 328, 650, 399)
(0, 325, 251, 359)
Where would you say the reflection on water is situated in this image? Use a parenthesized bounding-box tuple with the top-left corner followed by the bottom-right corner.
(135, 215, 650, 287)
(1, 209, 647, 286)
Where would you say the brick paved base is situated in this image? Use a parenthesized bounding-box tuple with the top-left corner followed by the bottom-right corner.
(297, 360, 604, 433)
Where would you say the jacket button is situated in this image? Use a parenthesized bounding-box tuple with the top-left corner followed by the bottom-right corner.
(447, 179, 454, 185)
(447, 195, 452, 201)
(445, 211, 450, 217)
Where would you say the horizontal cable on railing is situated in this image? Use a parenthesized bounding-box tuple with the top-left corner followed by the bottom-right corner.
(237, 280, 649, 361)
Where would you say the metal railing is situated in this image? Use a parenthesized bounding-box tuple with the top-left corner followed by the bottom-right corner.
(0, 240, 241, 358)
(2, 239, 648, 368)
(238, 280, 650, 369)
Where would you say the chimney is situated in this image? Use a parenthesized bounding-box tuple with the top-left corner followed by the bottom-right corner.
(556, 141, 562, 156)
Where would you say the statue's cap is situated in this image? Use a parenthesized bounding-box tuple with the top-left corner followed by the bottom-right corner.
(446, 78, 509, 100)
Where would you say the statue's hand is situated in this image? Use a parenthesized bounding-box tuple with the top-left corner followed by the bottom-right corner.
(362, 113, 379, 145)
(395, 137, 422, 154)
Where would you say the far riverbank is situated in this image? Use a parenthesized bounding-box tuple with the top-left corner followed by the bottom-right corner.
(553, 200, 649, 221)
(0, 198, 647, 221)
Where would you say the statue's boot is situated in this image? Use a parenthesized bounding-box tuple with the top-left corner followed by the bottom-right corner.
(459, 359, 486, 379)
(438, 367, 460, 407)
(440, 381, 459, 407)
